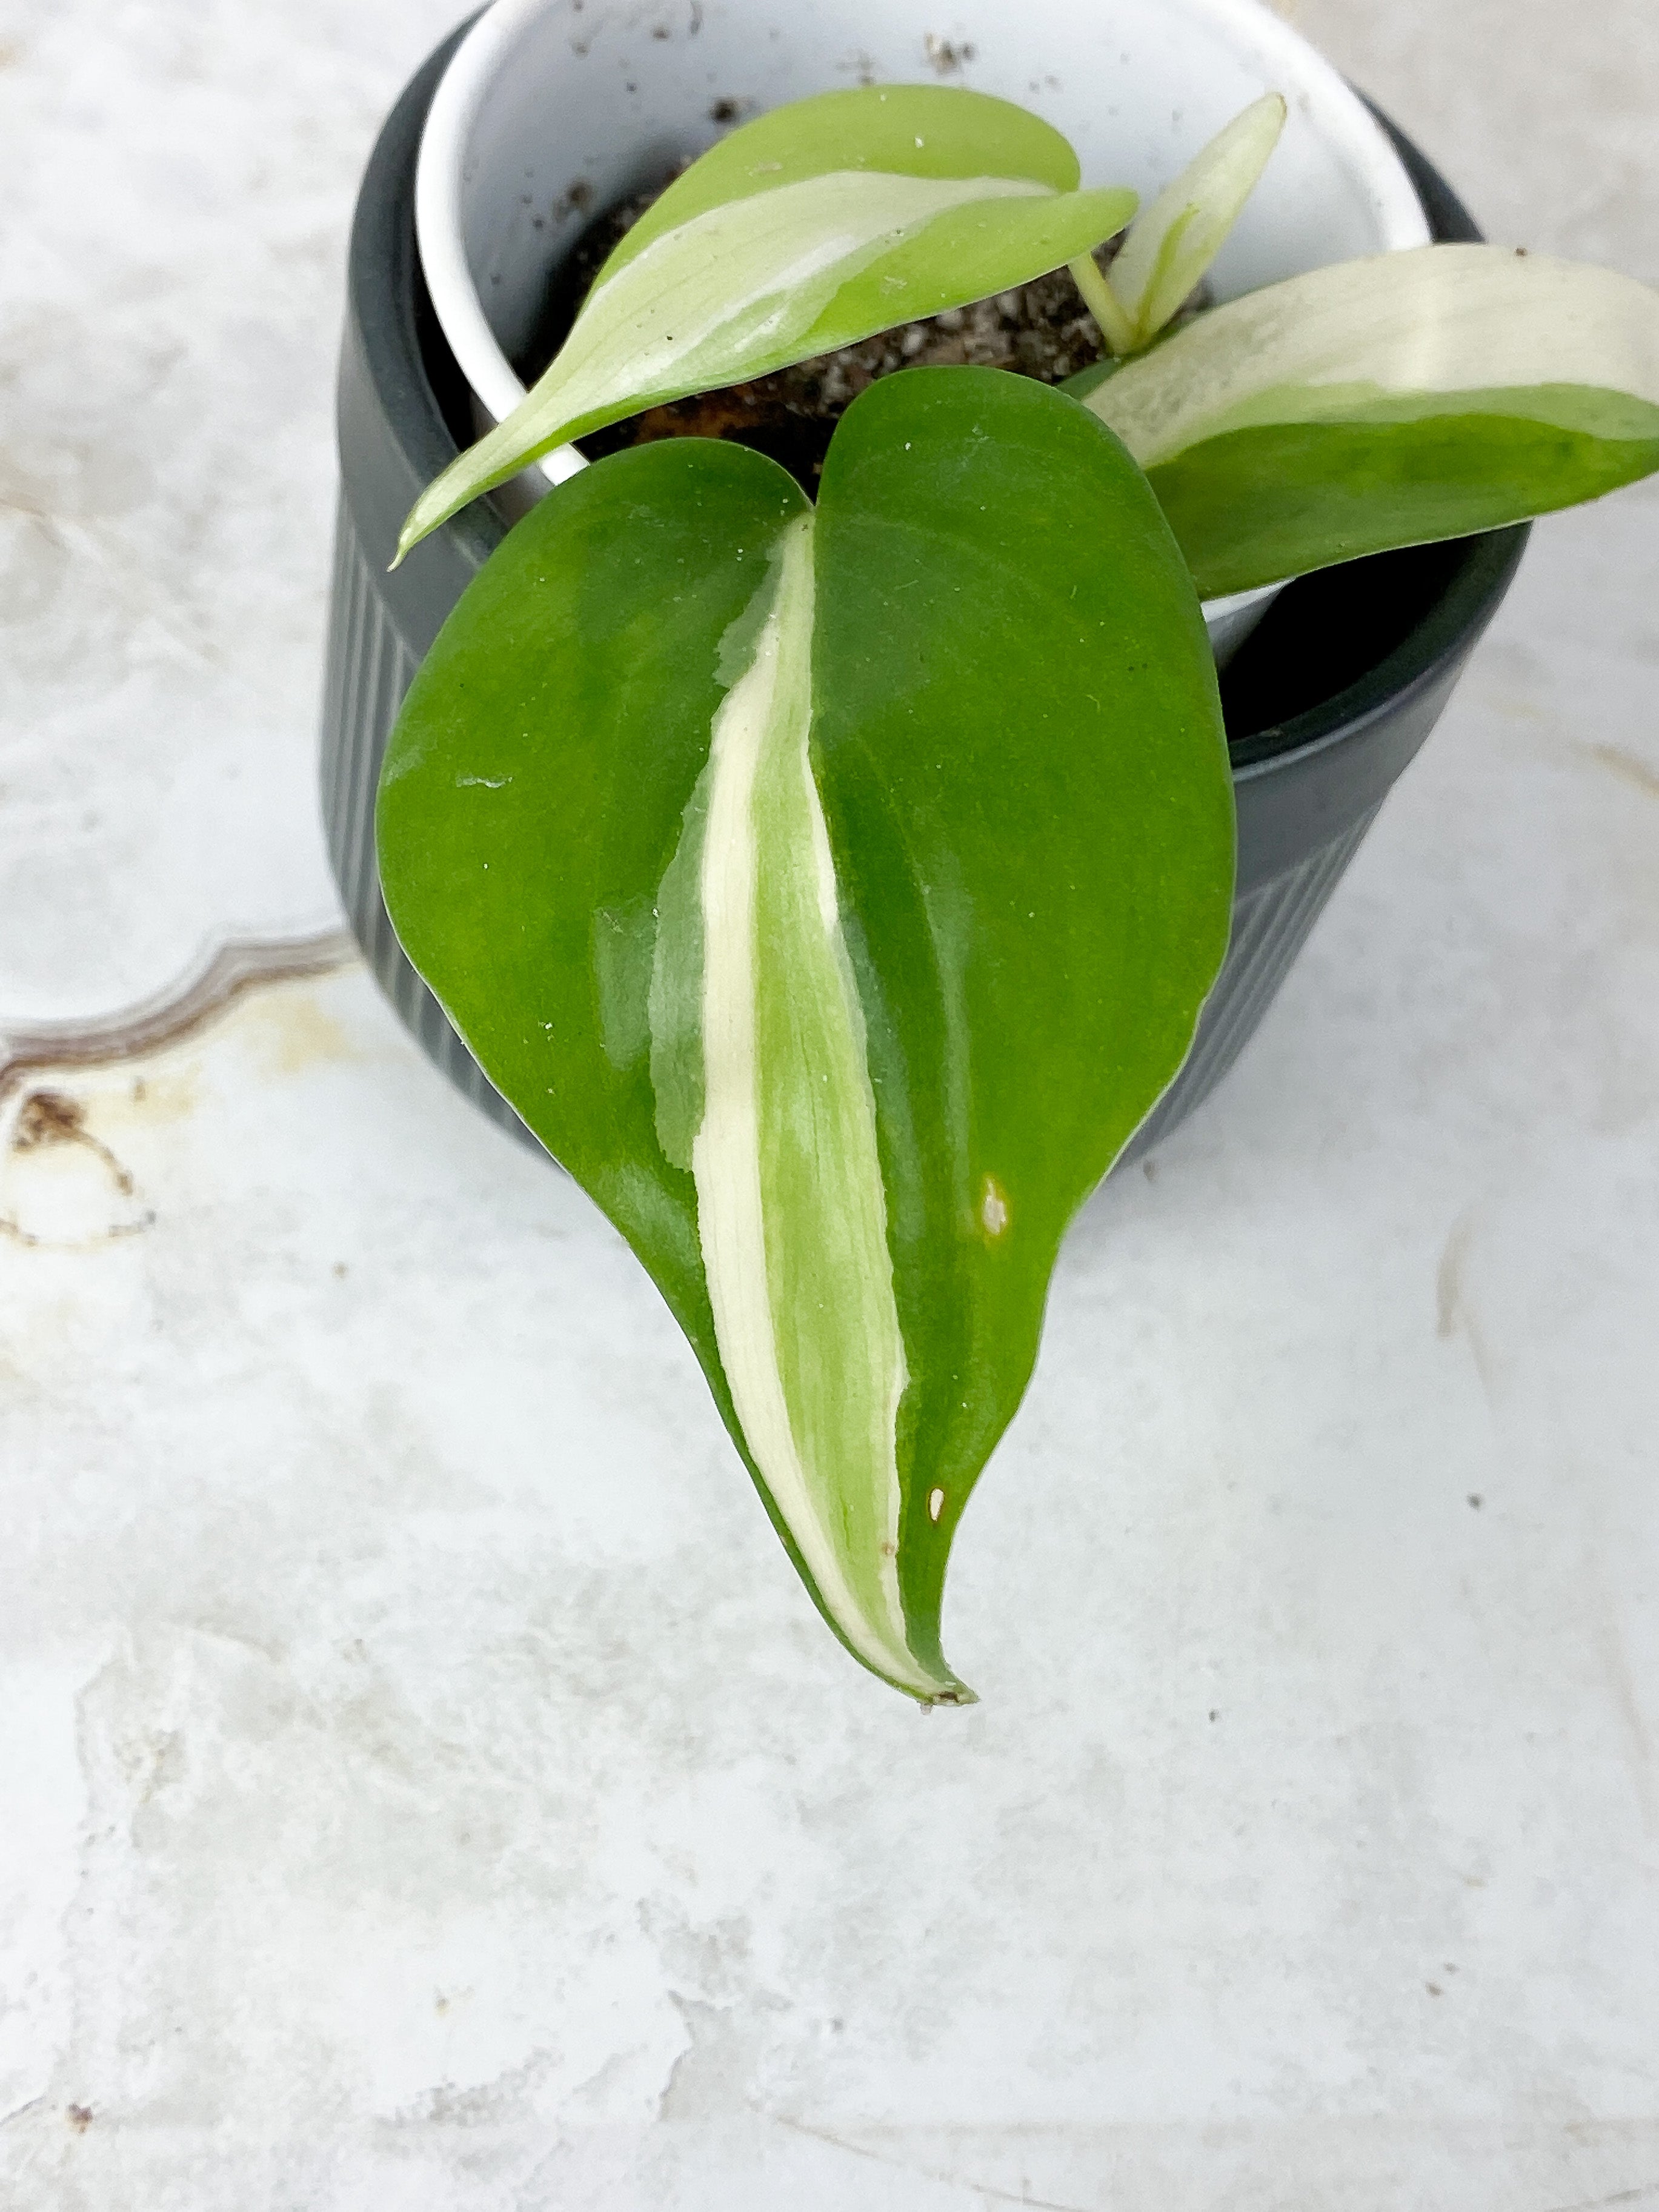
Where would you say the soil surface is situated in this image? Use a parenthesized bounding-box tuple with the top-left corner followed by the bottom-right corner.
(519, 171, 1148, 490)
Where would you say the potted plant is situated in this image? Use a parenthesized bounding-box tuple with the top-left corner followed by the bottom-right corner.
(321, 4, 1659, 1704)
(322, 0, 1481, 1171)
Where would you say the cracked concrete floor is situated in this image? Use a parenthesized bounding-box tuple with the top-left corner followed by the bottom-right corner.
(2, 2, 1658, 2207)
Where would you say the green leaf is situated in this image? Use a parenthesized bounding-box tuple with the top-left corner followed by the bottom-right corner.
(377, 367, 1233, 1701)
(395, 85, 1135, 560)
(1086, 244, 1659, 596)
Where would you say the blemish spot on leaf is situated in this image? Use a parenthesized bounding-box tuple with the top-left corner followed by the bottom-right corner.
(980, 1174, 1010, 1237)
(928, 1487, 945, 1523)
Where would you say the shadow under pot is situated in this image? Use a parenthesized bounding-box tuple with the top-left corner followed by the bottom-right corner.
(319, 27, 1527, 1166)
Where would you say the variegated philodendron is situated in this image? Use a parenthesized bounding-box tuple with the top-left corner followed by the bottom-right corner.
(378, 371, 1235, 1698)
(381, 81, 1659, 1696)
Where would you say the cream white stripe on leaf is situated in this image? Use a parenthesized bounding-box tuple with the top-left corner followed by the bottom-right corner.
(550, 171, 1049, 431)
(396, 144, 1138, 560)
(1091, 245, 1659, 466)
(686, 516, 966, 1704)
(399, 168, 1053, 560)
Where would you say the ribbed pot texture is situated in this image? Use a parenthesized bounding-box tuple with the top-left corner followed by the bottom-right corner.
(320, 27, 1526, 1163)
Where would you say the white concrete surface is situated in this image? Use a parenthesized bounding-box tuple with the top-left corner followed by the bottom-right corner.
(2, 3, 1657, 2207)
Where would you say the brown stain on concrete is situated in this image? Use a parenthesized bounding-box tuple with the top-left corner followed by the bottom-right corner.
(1436, 1207, 1498, 1404)
(1583, 741, 1659, 802)
(15, 1089, 101, 1157)
(1, 1086, 151, 1248)
(0, 938, 361, 1251)
(112, 1069, 200, 1128)
(1435, 1211, 1475, 1338)
(241, 985, 356, 1078)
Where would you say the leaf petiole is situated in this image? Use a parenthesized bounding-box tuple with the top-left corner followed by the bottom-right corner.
(1068, 251, 1137, 356)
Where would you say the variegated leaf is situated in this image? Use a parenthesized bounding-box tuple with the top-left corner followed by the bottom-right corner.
(1086, 244, 1659, 596)
(377, 368, 1234, 1700)
(1100, 91, 1286, 351)
(395, 85, 1135, 560)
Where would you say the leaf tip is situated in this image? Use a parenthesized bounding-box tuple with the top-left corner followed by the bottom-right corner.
(390, 505, 432, 571)
(918, 1679, 979, 1711)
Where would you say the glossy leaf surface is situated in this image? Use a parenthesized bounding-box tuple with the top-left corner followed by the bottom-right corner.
(1087, 244, 1659, 595)
(396, 85, 1135, 559)
(379, 368, 1234, 1699)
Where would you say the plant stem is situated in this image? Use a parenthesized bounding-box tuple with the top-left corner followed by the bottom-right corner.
(1068, 253, 1137, 357)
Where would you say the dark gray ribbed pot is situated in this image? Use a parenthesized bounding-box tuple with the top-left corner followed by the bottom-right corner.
(320, 31, 1527, 1161)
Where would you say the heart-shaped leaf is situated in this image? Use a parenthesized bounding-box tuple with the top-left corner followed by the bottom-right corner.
(395, 85, 1136, 560)
(1085, 243, 1659, 596)
(378, 367, 1234, 1700)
